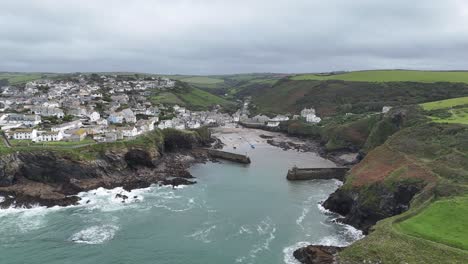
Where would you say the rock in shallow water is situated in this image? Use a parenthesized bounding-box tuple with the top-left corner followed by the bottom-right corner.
(293, 245, 343, 264)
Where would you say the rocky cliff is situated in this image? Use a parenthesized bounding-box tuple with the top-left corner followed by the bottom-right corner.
(0, 128, 213, 208)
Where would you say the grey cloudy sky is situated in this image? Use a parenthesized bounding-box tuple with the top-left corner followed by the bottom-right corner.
(1, 0, 468, 74)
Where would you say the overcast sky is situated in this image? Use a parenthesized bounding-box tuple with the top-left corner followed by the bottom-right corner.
(1, 0, 468, 74)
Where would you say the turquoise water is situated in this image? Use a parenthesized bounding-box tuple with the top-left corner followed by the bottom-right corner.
(0, 133, 362, 264)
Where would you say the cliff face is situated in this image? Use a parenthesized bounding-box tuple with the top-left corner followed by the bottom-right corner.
(0, 128, 212, 208)
(323, 179, 426, 233)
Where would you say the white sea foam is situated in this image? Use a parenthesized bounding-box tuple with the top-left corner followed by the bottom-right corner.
(76, 184, 197, 213)
(295, 207, 309, 229)
(238, 225, 253, 235)
(332, 178, 344, 187)
(0, 196, 4, 203)
(0, 204, 62, 233)
(70, 224, 119, 244)
(186, 225, 217, 243)
(317, 202, 334, 215)
(283, 241, 311, 264)
(236, 217, 277, 264)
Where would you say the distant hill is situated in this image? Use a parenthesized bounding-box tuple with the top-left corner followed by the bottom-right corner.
(246, 79, 468, 116)
(292, 70, 468, 83)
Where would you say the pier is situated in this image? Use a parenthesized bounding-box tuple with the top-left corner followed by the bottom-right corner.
(286, 167, 349, 181)
(206, 149, 251, 164)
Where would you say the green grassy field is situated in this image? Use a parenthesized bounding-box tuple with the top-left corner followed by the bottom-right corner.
(150, 92, 185, 105)
(420, 96, 468, 110)
(150, 87, 230, 109)
(292, 70, 468, 83)
(421, 97, 468, 125)
(0, 72, 43, 84)
(10, 139, 97, 149)
(396, 196, 468, 250)
(180, 76, 225, 85)
(177, 87, 229, 107)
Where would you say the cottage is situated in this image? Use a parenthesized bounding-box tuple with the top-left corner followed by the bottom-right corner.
(117, 126, 138, 137)
(382, 106, 392, 114)
(271, 115, 289, 122)
(301, 108, 316, 117)
(157, 120, 173, 129)
(69, 129, 88, 142)
(121, 109, 136, 123)
(11, 129, 37, 140)
(88, 111, 100, 122)
(31, 106, 64, 118)
(51, 120, 82, 132)
(1, 114, 41, 127)
(34, 131, 63, 142)
(250, 115, 269, 124)
(301, 108, 321, 123)
(266, 120, 280, 127)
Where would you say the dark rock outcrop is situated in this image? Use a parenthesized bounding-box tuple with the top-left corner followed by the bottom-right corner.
(323, 181, 425, 233)
(0, 141, 208, 208)
(293, 245, 343, 264)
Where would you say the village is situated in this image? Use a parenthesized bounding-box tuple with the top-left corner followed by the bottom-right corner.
(0, 74, 322, 146)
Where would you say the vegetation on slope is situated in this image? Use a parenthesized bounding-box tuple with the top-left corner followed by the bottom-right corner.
(248, 80, 468, 116)
(292, 70, 468, 83)
(396, 196, 468, 250)
(0, 72, 58, 85)
(150, 81, 232, 110)
(420, 96, 468, 125)
(335, 122, 468, 263)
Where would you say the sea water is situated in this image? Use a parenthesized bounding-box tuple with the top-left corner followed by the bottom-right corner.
(0, 131, 363, 264)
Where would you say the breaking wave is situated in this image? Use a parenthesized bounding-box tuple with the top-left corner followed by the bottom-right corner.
(70, 225, 119, 244)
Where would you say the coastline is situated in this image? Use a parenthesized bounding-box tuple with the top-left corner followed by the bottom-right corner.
(0, 125, 365, 264)
(0, 147, 210, 209)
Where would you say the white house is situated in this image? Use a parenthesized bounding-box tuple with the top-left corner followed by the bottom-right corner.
(88, 111, 101, 122)
(266, 120, 280, 127)
(306, 114, 321, 123)
(108, 109, 136, 124)
(271, 115, 289, 122)
(118, 126, 138, 137)
(11, 129, 37, 140)
(1, 114, 41, 127)
(301, 108, 316, 118)
(301, 108, 321, 124)
(51, 120, 82, 132)
(382, 106, 392, 114)
(157, 119, 173, 129)
(121, 109, 136, 123)
(187, 121, 201, 129)
(31, 106, 64, 118)
(34, 131, 64, 142)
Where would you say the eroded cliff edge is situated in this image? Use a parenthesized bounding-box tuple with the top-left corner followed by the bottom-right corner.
(294, 108, 468, 263)
(0, 128, 212, 208)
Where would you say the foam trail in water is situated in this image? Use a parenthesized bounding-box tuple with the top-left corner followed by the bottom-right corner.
(0, 204, 63, 234)
(186, 224, 217, 243)
(283, 241, 311, 264)
(236, 217, 277, 264)
(70, 225, 119, 244)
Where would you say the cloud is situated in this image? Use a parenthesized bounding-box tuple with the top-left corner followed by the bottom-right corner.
(0, 0, 467, 74)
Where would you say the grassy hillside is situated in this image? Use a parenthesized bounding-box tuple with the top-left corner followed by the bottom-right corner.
(249, 80, 468, 116)
(0, 72, 51, 85)
(336, 122, 468, 263)
(176, 73, 286, 100)
(421, 97, 468, 125)
(150, 82, 232, 110)
(396, 196, 468, 250)
(179, 76, 225, 85)
(292, 70, 468, 83)
(421, 96, 468, 110)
